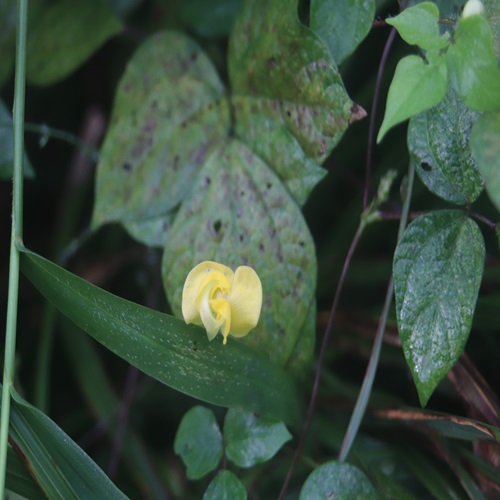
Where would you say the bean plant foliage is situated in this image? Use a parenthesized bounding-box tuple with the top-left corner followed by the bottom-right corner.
(1, 0, 500, 497)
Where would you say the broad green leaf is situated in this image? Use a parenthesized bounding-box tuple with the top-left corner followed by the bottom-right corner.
(0, 0, 16, 88)
(93, 31, 230, 227)
(26, 0, 122, 86)
(174, 406, 223, 479)
(387, 2, 450, 50)
(177, 0, 244, 38)
(470, 111, 500, 213)
(7, 387, 127, 499)
(229, 0, 360, 199)
(299, 461, 377, 499)
(447, 15, 500, 110)
(393, 211, 485, 406)
(0, 100, 35, 179)
(203, 471, 247, 500)
(223, 408, 292, 467)
(310, 0, 375, 64)
(408, 87, 482, 205)
(377, 55, 447, 142)
(162, 140, 316, 369)
(20, 248, 302, 425)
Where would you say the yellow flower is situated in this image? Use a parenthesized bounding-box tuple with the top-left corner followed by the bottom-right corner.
(182, 261, 262, 344)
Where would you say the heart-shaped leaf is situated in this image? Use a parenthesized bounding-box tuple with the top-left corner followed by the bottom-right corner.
(26, 0, 122, 86)
(162, 140, 317, 368)
(93, 31, 230, 230)
(299, 461, 377, 499)
(447, 15, 500, 111)
(174, 406, 223, 479)
(204, 471, 247, 500)
(378, 55, 448, 142)
(393, 210, 485, 406)
(310, 0, 375, 65)
(229, 0, 360, 202)
(386, 2, 450, 50)
(408, 87, 482, 205)
(223, 408, 291, 468)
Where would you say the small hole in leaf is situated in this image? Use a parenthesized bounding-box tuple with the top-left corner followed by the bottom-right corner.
(205, 176, 211, 185)
(421, 162, 432, 172)
(123, 162, 132, 172)
(213, 220, 222, 233)
(239, 234, 244, 242)
(267, 182, 272, 190)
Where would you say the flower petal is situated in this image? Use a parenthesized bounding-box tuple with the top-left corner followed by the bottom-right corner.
(227, 266, 262, 337)
(210, 297, 232, 344)
(181, 261, 233, 324)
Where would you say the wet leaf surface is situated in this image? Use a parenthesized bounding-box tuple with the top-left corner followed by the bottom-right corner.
(393, 210, 485, 406)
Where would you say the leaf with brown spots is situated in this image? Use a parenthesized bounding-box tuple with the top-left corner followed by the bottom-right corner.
(162, 140, 316, 369)
(93, 31, 230, 228)
(229, 0, 363, 203)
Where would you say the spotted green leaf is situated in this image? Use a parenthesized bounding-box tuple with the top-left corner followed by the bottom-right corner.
(223, 408, 291, 468)
(162, 140, 316, 368)
(393, 210, 485, 406)
(229, 0, 361, 203)
(470, 111, 500, 214)
(299, 461, 377, 499)
(26, 0, 122, 86)
(174, 406, 223, 480)
(93, 31, 230, 230)
(408, 87, 482, 205)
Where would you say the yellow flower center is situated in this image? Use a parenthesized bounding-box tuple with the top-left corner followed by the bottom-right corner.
(181, 261, 262, 344)
(195, 272, 232, 343)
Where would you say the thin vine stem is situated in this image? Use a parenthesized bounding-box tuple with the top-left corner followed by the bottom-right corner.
(338, 160, 416, 462)
(278, 223, 365, 500)
(0, 0, 28, 495)
(363, 27, 398, 210)
(0, 121, 100, 163)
